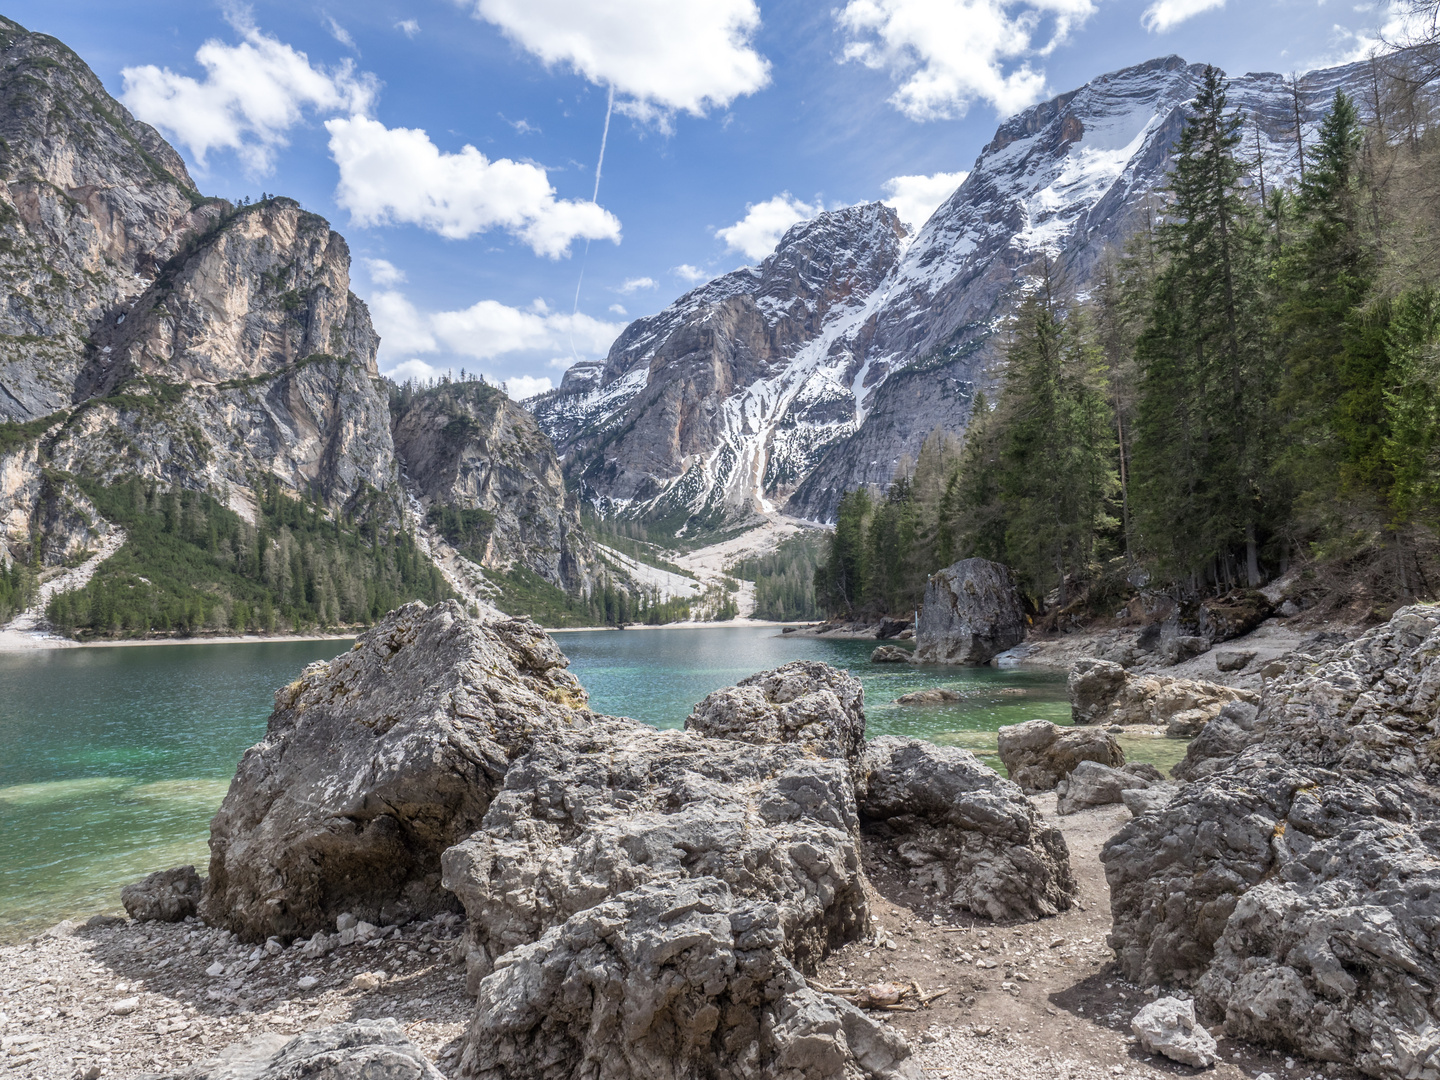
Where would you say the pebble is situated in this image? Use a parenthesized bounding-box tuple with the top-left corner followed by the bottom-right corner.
(297, 975, 319, 990)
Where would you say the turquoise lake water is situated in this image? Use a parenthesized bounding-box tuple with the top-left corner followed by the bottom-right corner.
(0, 626, 1174, 941)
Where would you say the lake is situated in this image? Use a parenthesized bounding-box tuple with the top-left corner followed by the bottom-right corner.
(0, 626, 1182, 941)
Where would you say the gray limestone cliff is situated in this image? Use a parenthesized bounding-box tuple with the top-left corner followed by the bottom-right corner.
(391, 381, 595, 591)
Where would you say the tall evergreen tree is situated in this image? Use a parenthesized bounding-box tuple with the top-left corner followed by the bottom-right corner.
(1132, 66, 1277, 588)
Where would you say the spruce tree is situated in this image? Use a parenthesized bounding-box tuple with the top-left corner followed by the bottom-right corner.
(1132, 66, 1276, 588)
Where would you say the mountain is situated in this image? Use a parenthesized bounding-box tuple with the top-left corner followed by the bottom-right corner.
(0, 15, 589, 614)
(537, 54, 1383, 526)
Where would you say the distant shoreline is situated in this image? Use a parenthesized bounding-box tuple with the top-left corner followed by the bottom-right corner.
(0, 619, 812, 652)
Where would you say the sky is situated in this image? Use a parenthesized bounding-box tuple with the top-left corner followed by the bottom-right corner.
(9, 0, 1414, 397)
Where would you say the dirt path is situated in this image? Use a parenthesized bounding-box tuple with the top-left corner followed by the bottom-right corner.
(835, 795, 1358, 1080)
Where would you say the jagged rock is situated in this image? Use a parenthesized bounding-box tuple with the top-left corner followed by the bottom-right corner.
(391, 381, 596, 591)
(686, 660, 866, 766)
(894, 688, 963, 705)
(1131, 997, 1218, 1068)
(441, 718, 867, 990)
(1120, 783, 1179, 817)
(458, 877, 919, 1080)
(201, 601, 589, 941)
(914, 559, 1027, 665)
(1085, 671, 1258, 733)
(1102, 606, 1440, 1079)
(1213, 648, 1257, 672)
(1161, 634, 1210, 665)
(877, 617, 911, 639)
(996, 719, 1125, 792)
(121, 865, 203, 923)
(857, 736, 1076, 920)
(1055, 762, 1161, 815)
(872, 645, 911, 663)
(1068, 658, 1128, 724)
(1170, 701, 1261, 782)
(174, 1018, 444, 1079)
(1198, 591, 1274, 643)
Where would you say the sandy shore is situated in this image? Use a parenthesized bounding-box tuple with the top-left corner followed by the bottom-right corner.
(0, 630, 358, 653)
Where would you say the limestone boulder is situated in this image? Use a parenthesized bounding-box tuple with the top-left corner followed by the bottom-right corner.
(913, 558, 1027, 665)
(996, 719, 1125, 792)
(686, 660, 866, 766)
(1107, 673, 1257, 731)
(1131, 997, 1218, 1068)
(440, 718, 867, 990)
(1102, 606, 1440, 1079)
(201, 600, 590, 941)
(175, 1018, 444, 1079)
(1055, 761, 1163, 815)
(871, 644, 911, 663)
(458, 877, 919, 1080)
(857, 736, 1076, 920)
(895, 687, 962, 705)
(1068, 658, 1128, 724)
(121, 865, 203, 923)
(1197, 590, 1274, 644)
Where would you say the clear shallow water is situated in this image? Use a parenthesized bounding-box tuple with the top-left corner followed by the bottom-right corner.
(0, 627, 1177, 940)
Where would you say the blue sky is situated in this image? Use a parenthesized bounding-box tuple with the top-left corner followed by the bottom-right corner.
(10, 0, 1407, 396)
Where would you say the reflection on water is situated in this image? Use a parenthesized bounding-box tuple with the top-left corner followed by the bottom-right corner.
(0, 626, 1173, 940)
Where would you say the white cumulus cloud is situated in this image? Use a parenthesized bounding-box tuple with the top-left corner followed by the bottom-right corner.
(836, 0, 1098, 121)
(716, 193, 823, 261)
(672, 264, 709, 284)
(1141, 0, 1225, 33)
(395, 19, 420, 38)
(503, 375, 555, 399)
(121, 15, 377, 172)
(370, 291, 624, 367)
(881, 171, 969, 230)
(609, 303, 628, 315)
(469, 0, 770, 128)
(326, 115, 621, 258)
(362, 257, 406, 287)
(618, 276, 657, 293)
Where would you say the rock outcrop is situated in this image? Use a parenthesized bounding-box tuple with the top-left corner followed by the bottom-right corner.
(391, 380, 596, 591)
(121, 865, 203, 923)
(201, 601, 588, 941)
(996, 719, 1125, 792)
(914, 558, 1027, 665)
(1068, 658, 1258, 735)
(857, 736, 1075, 920)
(686, 660, 866, 766)
(1055, 761, 1163, 815)
(1102, 606, 1440, 1079)
(176, 1018, 445, 1079)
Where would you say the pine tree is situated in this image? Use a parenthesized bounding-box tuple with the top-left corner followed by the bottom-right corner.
(1132, 66, 1277, 588)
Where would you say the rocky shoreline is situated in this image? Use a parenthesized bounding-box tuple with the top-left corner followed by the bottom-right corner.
(5, 597, 1429, 1080)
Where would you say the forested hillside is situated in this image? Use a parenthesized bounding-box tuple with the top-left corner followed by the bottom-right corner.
(818, 51, 1440, 624)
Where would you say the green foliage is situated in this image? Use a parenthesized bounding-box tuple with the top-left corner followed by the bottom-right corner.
(45, 476, 451, 639)
(0, 560, 34, 623)
(733, 531, 826, 621)
(426, 505, 496, 563)
(0, 410, 64, 454)
(815, 487, 873, 617)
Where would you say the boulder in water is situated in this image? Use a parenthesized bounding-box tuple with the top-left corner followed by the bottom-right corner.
(913, 558, 1026, 665)
(871, 644, 911, 663)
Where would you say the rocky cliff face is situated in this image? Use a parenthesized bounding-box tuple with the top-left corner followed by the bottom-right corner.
(0, 16, 580, 599)
(391, 381, 595, 590)
(541, 54, 1383, 525)
(531, 203, 907, 528)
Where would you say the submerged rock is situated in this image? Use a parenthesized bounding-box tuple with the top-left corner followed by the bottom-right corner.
(913, 558, 1027, 665)
(857, 736, 1075, 920)
(121, 865, 203, 923)
(201, 601, 589, 941)
(1103, 606, 1440, 1079)
(871, 644, 911, 663)
(895, 688, 963, 705)
(995, 719, 1124, 792)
